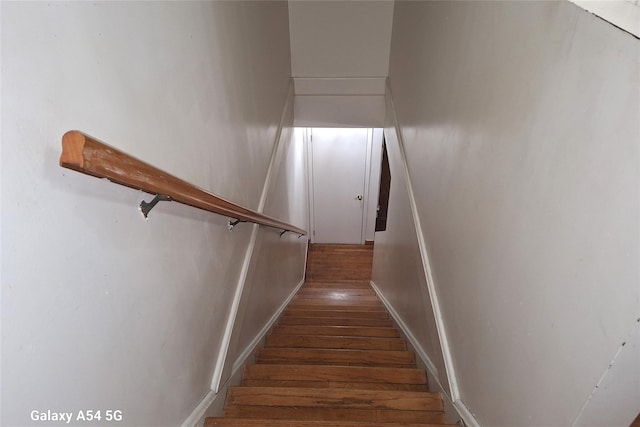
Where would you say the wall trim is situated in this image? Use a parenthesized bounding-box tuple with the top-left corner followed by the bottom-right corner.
(231, 278, 305, 373)
(210, 81, 295, 393)
(181, 276, 306, 427)
(455, 399, 482, 427)
(385, 79, 459, 396)
(370, 280, 439, 379)
(371, 280, 480, 427)
(257, 82, 296, 212)
(384, 79, 480, 427)
(209, 223, 257, 393)
(293, 77, 386, 95)
(569, 0, 640, 39)
(179, 390, 215, 427)
(305, 128, 315, 243)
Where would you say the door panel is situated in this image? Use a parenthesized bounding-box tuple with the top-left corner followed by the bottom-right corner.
(311, 128, 368, 244)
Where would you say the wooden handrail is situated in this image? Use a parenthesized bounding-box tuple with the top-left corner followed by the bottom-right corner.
(60, 130, 306, 235)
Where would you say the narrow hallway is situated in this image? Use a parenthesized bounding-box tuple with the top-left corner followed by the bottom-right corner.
(206, 244, 455, 426)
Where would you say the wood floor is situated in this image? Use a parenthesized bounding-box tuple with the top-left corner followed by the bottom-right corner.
(206, 244, 454, 427)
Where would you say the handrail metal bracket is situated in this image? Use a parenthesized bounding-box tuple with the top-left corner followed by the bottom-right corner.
(139, 194, 172, 219)
(280, 230, 305, 238)
(228, 219, 245, 231)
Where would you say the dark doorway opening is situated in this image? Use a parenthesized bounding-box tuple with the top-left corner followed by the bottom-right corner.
(375, 138, 391, 232)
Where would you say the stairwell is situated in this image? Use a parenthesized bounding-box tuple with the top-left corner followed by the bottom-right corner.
(206, 243, 455, 426)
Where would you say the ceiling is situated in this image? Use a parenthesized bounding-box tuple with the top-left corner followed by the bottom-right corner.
(288, 1, 394, 126)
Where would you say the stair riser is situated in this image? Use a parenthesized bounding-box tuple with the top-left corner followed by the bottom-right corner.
(256, 348, 415, 368)
(265, 335, 407, 351)
(278, 317, 393, 327)
(283, 309, 388, 318)
(207, 419, 449, 427)
(290, 297, 382, 304)
(301, 281, 371, 288)
(224, 407, 445, 424)
(227, 387, 442, 411)
(244, 365, 427, 385)
(242, 380, 429, 391)
(287, 305, 385, 312)
(296, 290, 377, 297)
(272, 326, 399, 337)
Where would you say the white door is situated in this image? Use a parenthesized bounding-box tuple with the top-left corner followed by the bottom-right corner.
(310, 128, 369, 244)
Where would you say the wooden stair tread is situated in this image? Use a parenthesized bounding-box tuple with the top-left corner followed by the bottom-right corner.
(293, 294, 381, 302)
(309, 243, 373, 250)
(226, 386, 443, 411)
(289, 301, 384, 309)
(272, 325, 399, 337)
(265, 334, 407, 351)
(207, 418, 454, 427)
(284, 308, 388, 318)
(297, 288, 376, 295)
(302, 281, 372, 288)
(223, 406, 446, 424)
(244, 364, 427, 385)
(242, 379, 428, 392)
(307, 275, 372, 281)
(278, 316, 393, 327)
(306, 262, 373, 267)
(256, 347, 416, 367)
(308, 249, 373, 254)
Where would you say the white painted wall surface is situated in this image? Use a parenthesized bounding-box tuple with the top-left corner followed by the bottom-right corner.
(288, 0, 394, 79)
(215, 102, 309, 391)
(294, 95, 385, 128)
(386, 1, 639, 426)
(1, 2, 296, 426)
(573, 320, 640, 427)
(371, 120, 448, 390)
(293, 78, 386, 96)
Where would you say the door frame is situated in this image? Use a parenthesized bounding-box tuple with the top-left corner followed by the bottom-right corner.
(306, 127, 378, 244)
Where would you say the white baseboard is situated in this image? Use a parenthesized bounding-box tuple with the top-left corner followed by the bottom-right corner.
(210, 82, 295, 393)
(455, 399, 482, 427)
(370, 279, 481, 427)
(231, 277, 305, 373)
(181, 277, 305, 427)
(180, 356, 248, 427)
(370, 281, 440, 379)
(179, 390, 215, 427)
(210, 224, 260, 392)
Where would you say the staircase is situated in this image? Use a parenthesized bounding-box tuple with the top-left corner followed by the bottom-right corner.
(206, 243, 455, 427)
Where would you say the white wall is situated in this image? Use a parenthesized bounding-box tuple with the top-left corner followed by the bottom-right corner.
(288, 0, 393, 79)
(294, 96, 385, 128)
(215, 105, 309, 392)
(1, 2, 302, 426)
(371, 117, 449, 389)
(382, 1, 639, 426)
